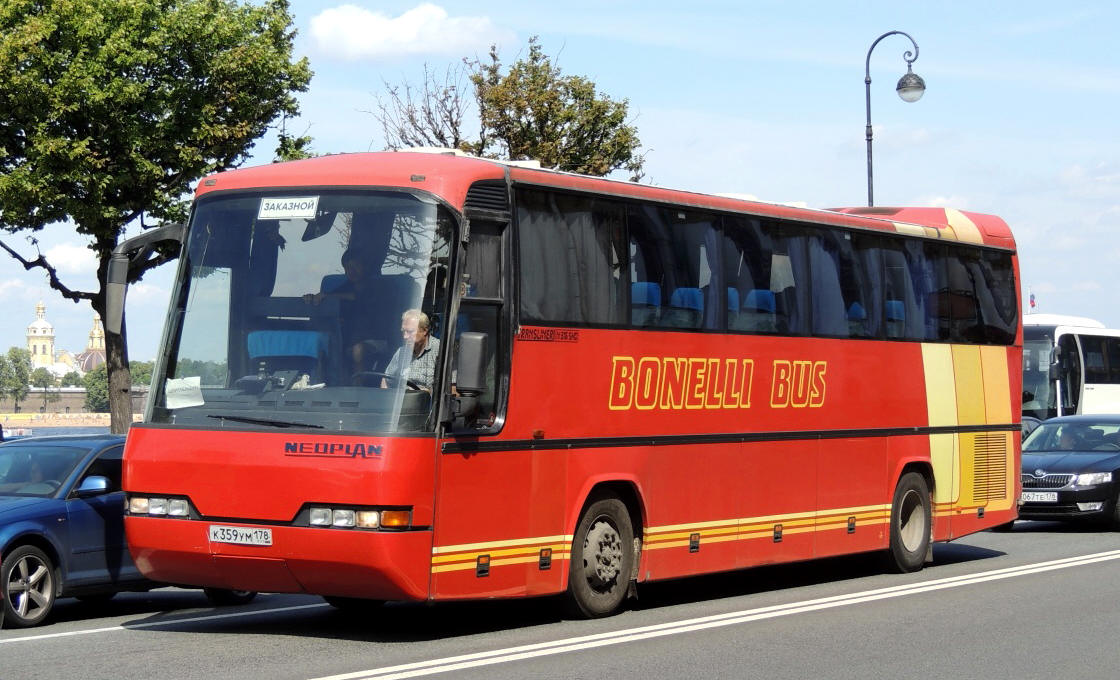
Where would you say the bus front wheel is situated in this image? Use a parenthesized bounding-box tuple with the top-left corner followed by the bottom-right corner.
(565, 497, 634, 618)
(885, 472, 931, 573)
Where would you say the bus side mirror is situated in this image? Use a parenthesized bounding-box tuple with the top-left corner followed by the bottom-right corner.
(1049, 360, 1060, 381)
(444, 332, 488, 429)
(105, 222, 186, 335)
(105, 254, 129, 335)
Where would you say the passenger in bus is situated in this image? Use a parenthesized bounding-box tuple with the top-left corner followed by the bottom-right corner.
(303, 247, 388, 375)
(381, 309, 441, 392)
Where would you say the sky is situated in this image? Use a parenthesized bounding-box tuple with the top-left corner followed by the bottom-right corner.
(3, 0, 1119, 360)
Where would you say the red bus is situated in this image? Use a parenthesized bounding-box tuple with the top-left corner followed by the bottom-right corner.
(111, 151, 1021, 617)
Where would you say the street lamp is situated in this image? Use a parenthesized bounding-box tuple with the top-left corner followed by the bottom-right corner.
(864, 30, 925, 206)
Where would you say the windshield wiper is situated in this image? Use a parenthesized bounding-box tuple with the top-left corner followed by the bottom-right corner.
(206, 414, 324, 429)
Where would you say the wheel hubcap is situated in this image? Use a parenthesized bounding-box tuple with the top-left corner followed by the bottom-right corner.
(6, 556, 52, 620)
(898, 489, 926, 553)
(583, 519, 623, 590)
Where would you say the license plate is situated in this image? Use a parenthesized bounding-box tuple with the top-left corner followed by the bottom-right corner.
(1022, 491, 1058, 503)
(208, 525, 273, 546)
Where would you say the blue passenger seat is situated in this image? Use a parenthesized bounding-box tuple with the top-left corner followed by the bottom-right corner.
(885, 300, 906, 338)
(736, 288, 777, 332)
(662, 287, 704, 328)
(632, 281, 662, 327)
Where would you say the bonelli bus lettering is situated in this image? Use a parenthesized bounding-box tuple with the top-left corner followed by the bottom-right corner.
(611, 355, 829, 411)
(112, 150, 1021, 621)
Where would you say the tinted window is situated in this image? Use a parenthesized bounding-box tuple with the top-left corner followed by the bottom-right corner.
(809, 230, 879, 338)
(1082, 336, 1109, 383)
(517, 189, 626, 325)
(628, 205, 720, 330)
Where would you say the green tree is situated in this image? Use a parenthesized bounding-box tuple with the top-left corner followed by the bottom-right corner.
(0, 0, 312, 433)
(83, 364, 109, 413)
(375, 37, 644, 180)
(130, 360, 155, 388)
(30, 367, 60, 411)
(0, 348, 31, 413)
(59, 371, 84, 387)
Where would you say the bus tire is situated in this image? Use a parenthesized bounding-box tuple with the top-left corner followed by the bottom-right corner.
(565, 497, 634, 618)
(885, 472, 931, 573)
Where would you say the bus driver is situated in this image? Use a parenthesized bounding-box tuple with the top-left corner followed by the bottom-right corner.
(381, 309, 440, 392)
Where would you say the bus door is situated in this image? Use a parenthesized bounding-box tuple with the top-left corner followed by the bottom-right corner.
(1057, 333, 1082, 415)
(433, 203, 534, 599)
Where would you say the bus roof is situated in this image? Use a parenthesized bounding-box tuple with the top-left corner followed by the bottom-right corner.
(194, 151, 1016, 250)
(1023, 313, 1106, 329)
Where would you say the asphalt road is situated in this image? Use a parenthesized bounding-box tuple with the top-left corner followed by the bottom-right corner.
(4, 520, 1119, 680)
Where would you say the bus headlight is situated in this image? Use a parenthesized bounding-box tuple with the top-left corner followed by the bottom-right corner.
(304, 506, 403, 529)
(128, 495, 194, 518)
(332, 509, 356, 527)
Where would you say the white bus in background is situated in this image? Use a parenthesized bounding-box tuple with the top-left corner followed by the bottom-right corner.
(1023, 314, 1120, 420)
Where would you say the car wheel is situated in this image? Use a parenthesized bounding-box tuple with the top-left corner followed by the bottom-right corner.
(2, 545, 57, 628)
(884, 472, 931, 573)
(203, 588, 257, 606)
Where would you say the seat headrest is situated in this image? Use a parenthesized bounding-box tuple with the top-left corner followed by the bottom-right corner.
(669, 287, 703, 311)
(632, 281, 662, 307)
(885, 300, 905, 322)
(248, 330, 329, 358)
(743, 289, 775, 313)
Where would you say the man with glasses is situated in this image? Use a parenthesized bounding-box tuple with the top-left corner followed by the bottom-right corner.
(381, 309, 440, 392)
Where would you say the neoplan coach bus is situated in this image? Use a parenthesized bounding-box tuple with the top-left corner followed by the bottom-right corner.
(109, 150, 1022, 618)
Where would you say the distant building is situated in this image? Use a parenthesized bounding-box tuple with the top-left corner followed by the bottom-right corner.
(25, 301, 106, 377)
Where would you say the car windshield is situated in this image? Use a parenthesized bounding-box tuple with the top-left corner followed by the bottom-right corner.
(0, 445, 89, 497)
(150, 189, 455, 433)
(1023, 422, 1120, 452)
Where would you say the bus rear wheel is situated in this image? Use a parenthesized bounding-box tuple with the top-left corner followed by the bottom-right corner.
(565, 497, 634, 618)
(885, 472, 931, 573)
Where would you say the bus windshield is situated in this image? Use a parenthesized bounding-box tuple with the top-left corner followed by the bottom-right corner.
(150, 189, 455, 433)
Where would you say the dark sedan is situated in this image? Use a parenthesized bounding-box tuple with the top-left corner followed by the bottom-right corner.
(1, 434, 254, 628)
(1018, 414, 1120, 526)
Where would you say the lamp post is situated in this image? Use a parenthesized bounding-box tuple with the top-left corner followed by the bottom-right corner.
(865, 31, 925, 206)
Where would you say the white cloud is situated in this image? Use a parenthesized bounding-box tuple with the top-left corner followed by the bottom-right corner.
(44, 242, 97, 274)
(920, 195, 970, 209)
(309, 4, 513, 60)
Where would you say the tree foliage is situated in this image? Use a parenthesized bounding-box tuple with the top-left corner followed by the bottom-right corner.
(0, 0, 312, 432)
(82, 364, 109, 413)
(375, 37, 644, 180)
(30, 367, 60, 410)
(0, 348, 31, 411)
(59, 370, 83, 387)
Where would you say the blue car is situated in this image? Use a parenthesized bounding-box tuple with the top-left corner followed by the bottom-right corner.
(0, 434, 259, 628)
(0, 435, 143, 627)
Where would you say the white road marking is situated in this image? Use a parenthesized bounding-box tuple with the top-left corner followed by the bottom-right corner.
(0, 603, 328, 644)
(310, 549, 1120, 680)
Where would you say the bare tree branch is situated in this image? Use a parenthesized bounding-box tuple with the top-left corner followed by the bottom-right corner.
(0, 238, 97, 303)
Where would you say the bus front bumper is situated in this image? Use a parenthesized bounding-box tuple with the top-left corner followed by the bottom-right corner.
(126, 516, 433, 601)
